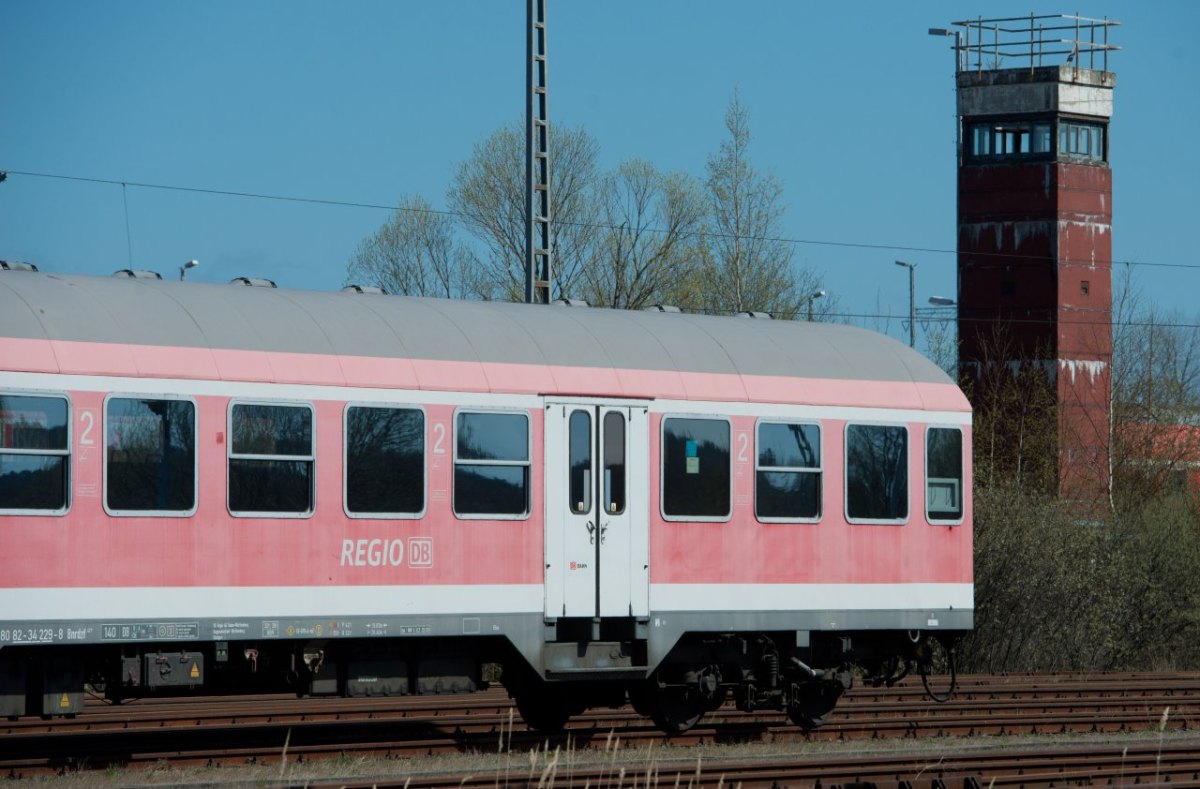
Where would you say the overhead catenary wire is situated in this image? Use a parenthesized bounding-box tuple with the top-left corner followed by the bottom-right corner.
(2, 169, 409, 214)
(2, 168, 1196, 274)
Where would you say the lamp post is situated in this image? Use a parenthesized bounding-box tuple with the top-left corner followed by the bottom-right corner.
(927, 27, 963, 73)
(895, 260, 916, 347)
(180, 259, 199, 281)
(804, 289, 826, 321)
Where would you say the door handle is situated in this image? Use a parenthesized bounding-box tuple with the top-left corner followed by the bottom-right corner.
(599, 521, 608, 545)
(586, 520, 596, 545)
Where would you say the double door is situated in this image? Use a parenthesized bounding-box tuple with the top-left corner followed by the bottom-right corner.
(544, 402, 649, 620)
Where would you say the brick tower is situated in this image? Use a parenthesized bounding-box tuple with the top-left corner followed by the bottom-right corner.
(948, 15, 1118, 500)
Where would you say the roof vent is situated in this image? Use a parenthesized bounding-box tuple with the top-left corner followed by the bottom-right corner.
(0, 260, 38, 272)
(230, 277, 277, 288)
(113, 269, 163, 279)
(552, 298, 589, 307)
(343, 284, 388, 295)
(642, 304, 682, 313)
(736, 311, 773, 319)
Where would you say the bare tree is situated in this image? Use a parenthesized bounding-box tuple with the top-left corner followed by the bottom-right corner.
(448, 121, 601, 301)
(961, 328, 1059, 495)
(580, 160, 707, 310)
(698, 90, 825, 318)
(346, 195, 477, 298)
(1110, 266, 1200, 507)
(919, 311, 958, 376)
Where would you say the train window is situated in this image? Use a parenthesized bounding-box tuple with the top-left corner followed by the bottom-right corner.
(662, 417, 730, 520)
(0, 393, 69, 513)
(228, 402, 314, 516)
(756, 421, 821, 521)
(845, 424, 908, 523)
(454, 410, 530, 518)
(603, 411, 626, 515)
(105, 397, 196, 515)
(926, 427, 964, 523)
(345, 405, 424, 517)
(568, 410, 592, 515)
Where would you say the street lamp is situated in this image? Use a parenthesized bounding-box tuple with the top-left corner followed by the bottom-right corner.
(804, 289, 826, 321)
(180, 259, 199, 281)
(895, 260, 916, 347)
(928, 296, 955, 307)
(927, 27, 963, 73)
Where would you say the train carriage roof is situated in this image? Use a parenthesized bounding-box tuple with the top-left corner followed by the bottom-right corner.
(0, 272, 967, 410)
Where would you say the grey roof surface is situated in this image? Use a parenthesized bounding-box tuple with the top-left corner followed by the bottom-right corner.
(0, 271, 956, 389)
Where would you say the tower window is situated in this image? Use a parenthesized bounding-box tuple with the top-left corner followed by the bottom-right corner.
(969, 121, 1052, 160)
(1080, 280, 1090, 296)
(1059, 121, 1105, 162)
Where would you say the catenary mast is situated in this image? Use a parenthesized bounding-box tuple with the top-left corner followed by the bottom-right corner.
(525, 0, 551, 304)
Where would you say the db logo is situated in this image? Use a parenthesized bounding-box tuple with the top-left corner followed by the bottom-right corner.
(570, 561, 577, 570)
(408, 537, 433, 568)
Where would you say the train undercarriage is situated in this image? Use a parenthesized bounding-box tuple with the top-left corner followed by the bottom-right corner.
(0, 629, 959, 734)
(507, 628, 958, 733)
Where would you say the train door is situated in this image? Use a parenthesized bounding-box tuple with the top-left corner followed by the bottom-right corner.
(544, 401, 649, 621)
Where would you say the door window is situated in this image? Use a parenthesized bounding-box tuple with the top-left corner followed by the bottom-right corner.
(568, 409, 592, 514)
(603, 411, 626, 514)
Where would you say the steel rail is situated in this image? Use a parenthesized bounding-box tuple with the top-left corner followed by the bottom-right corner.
(2, 672, 1198, 779)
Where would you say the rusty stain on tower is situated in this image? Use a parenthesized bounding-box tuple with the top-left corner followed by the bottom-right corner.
(943, 13, 1119, 501)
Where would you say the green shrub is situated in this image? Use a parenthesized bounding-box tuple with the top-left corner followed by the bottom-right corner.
(960, 484, 1200, 672)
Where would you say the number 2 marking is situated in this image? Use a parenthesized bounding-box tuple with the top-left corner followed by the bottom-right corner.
(79, 411, 96, 446)
(737, 431, 749, 463)
(432, 422, 446, 454)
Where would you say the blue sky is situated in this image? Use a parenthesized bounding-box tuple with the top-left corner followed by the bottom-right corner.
(2, 1, 1197, 348)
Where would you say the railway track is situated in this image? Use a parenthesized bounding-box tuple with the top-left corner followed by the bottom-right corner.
(315, 740, 1200, 788)
(2, 672, 1199, 784)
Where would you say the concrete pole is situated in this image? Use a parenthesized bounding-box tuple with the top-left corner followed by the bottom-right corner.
(895, 260, 916, 348)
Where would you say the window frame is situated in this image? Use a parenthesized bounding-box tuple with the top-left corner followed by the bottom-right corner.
(1058, 118, 1106, 163)
(966, 118, 1055, 162)
(0, 390, 72, 516)
(451, 407, 532, 521)
(925, 425, 965, 526)
(659, 413, 733, 523)
(568, 408, 593, 516)
(102, 393, 198, 518)
(226, 399, 316, 519)
(843, 421, 910, 526)
(602, 409, 626, 516)
(754, 418, 822, 524)
(342, 402, 427, 520)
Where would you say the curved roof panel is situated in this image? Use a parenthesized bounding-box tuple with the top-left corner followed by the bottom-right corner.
(0, 272, 963, 406)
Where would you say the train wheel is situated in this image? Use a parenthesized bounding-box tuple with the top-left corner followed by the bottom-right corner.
(648, 683, 707, 734)
(513, 690, 571, 733)
(627, 682, 655, 718)
(786, 681, 842, 731)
